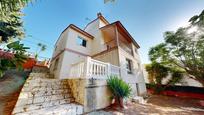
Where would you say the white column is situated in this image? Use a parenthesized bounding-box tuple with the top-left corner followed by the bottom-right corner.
(107, 63, 111, 77)
(84, 57, 91, 78)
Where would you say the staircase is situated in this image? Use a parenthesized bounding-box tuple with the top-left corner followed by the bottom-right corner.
(12, 67, 83, 115)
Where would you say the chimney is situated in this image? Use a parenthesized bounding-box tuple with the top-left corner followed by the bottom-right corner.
(97, 12, 102, 17)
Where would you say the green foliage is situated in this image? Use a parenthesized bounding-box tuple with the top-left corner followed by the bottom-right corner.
(145, 62, 169, 84)
(107, 75, 132, 99)
(0, 0, 31, 18)
(145, 63, 184, 93)
(0, 41, 29, 77)
(0, 0, 31, 43)
(148, 10, 204, 86)
(189, 10, 204, 27)
(0, 12, 24, 43)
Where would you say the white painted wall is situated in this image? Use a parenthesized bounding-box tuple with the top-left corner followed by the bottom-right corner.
(50, 28, 93, 79)
(118, 45, 147, 95)
(84, 19, 107, 55)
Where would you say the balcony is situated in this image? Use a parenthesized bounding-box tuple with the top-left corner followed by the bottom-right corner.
(69, 57, 120, 79)
(100, 21, 139, 57)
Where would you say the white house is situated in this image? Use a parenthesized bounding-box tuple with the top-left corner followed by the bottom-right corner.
(50, 13, 146, 96)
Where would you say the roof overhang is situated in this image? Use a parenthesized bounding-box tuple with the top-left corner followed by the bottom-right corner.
(100, 21, 140, 48)
(66, 24, 94, 39)
(55, 24, 94, 46)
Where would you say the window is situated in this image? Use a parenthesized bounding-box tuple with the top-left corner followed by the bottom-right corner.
(77, 36, 87, 47)
(126, 58, 132, 74)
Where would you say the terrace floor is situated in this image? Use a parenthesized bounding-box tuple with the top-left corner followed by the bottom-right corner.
(89, 95, 204, 115)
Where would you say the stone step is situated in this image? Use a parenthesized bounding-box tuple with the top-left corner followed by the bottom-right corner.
(27, 78, 68, 84)
(30, 89, 71, 97)
(21, 86, 71, 93)
(14, 103, 83, 115)
(13, 98, 75, 114)
(15, 93, 74, 106)
(18, 91, 72, 99)
(33, 95, 74, 104)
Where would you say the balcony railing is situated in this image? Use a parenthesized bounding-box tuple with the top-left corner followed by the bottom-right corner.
(69, 57, 120, 79)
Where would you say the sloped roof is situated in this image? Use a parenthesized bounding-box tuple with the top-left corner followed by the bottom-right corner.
(63, 24, 94, 39)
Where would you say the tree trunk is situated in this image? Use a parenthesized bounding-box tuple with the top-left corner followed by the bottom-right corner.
(113, 97, 125, 108)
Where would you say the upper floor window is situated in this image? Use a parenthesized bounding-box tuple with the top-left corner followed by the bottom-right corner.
(126, 58, 132, 74)
(77, 36, 87, 47)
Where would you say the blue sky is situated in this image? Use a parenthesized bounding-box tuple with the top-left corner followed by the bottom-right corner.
(22, 0, 204, 63)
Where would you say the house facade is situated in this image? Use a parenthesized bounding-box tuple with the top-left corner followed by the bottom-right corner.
(50, 13, 146, 96)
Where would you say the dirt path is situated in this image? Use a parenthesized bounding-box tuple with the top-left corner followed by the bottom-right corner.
(0, 70, 29, 115)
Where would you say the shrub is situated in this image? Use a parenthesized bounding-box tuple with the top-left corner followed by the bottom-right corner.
(107, 75, 132, 99)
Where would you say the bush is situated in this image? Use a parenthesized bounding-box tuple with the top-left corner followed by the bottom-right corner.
(107, 75, 132, 99)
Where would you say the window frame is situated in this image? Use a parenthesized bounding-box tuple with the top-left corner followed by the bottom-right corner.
(77, 36, 87, 47)
(126, 58, 132, 74)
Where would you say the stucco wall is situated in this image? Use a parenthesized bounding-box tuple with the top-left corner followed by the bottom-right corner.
(66, 29, 92, 55)
(50, 27, 94, 79)
(84, 19, 107, 55)
(118, 47, 147, 96)
(92, 48, 119, 66)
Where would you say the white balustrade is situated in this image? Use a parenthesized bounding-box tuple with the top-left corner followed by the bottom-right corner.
(69, 57, 120, 79)
(69, 61, 85, 78)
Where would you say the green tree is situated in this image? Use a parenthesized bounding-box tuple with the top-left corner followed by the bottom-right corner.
(0, 0, 31, 43)
(148, 10, 204, 86)
(189, 10, 204, 27)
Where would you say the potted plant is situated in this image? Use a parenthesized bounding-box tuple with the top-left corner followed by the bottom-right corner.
(107, 75, 132, 108)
